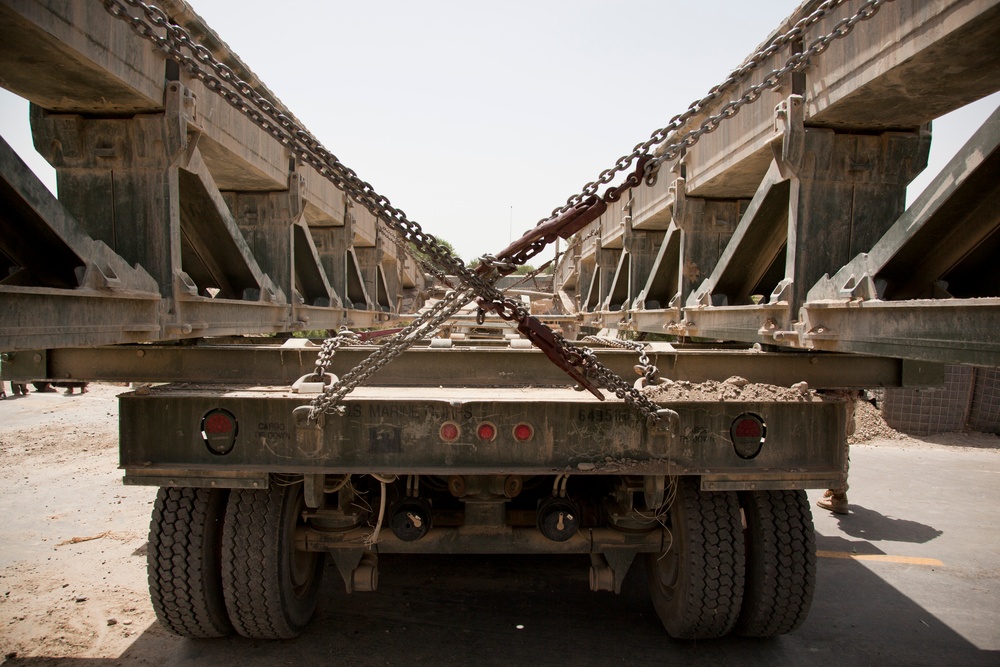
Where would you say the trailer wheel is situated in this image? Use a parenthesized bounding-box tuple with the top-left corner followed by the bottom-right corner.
(646, 478, 745, 639)
(222, 483, 325, 639)
(735, 490, 816, 637)
(147, 487, 232, 637)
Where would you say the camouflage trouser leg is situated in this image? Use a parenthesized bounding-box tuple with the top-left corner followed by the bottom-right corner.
(830, 392, 858, 495)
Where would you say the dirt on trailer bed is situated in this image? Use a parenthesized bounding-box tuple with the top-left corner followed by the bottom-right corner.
(642, 376, 821, 402)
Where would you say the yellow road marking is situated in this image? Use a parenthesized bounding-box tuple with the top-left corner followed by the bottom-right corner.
(816, 550, 943, 566)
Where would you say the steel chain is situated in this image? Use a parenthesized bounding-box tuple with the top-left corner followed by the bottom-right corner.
(563, 337, 663, 424)
(102, 0, 473, 288)
(101, 0, 890, 425)
(307, 288, 476, 418)
(537, 0, 890, 215)
(583, 336, 661, 388)
(311, 327, 361, 380)
(505, 255, 560, 292)
(642, 0, 892, 179)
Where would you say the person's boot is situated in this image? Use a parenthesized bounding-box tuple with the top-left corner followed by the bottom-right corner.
(816, 489, 849, 515)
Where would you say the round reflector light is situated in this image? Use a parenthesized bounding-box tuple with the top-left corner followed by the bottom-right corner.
(730, 413, 765, 459)
(477, 422, 497, 442)
(440, 421, 461, 442)
(513, 423, 534, 442)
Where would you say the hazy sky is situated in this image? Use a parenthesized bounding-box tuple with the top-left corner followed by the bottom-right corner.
(1, 0, 997, 264)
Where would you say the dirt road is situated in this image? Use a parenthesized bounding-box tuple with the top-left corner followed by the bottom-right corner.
(0, 384, 169, 662)
(0, 384, 997, 665)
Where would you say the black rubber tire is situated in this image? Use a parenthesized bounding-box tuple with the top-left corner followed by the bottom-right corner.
(646, 478, 745, 639)
(147, 487, 232, 638)
(735, 490, 816, 637)
(222, 484, 325, 639)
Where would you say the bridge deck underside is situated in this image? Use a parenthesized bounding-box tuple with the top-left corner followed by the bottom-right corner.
(560, 0, 1000, 367)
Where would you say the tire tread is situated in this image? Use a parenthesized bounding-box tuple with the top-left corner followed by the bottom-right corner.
(648, 478, 745, 639)
(222, 486, 322, 639)
(736, 489, 816, 637)
(147, 487, 231, 638)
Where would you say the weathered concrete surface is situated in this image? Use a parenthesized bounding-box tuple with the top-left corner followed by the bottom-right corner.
(0, 0, 164, 113)
(656, 0, 1000, 201)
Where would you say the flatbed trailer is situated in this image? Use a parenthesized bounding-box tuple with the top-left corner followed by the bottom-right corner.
(1, 337, 940, 639)
(16, 339, 910, 640)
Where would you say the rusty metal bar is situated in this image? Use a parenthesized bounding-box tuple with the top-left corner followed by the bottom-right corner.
(1, 342, 942, 389)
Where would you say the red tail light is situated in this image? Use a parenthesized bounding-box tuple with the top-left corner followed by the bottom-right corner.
(730, 413, 765, 459)
(201, 408, 238, 455)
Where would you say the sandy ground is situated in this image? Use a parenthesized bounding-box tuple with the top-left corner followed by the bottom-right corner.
(0, 383, 996, 664)
(0, 384, 171, 664)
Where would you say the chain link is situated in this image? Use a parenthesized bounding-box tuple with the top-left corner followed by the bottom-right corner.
(101, 0, 890, 425)
(583, 336, 661, 388)
(307, 288, 476, 419)
(565, 337, 663, 424)
(311, 327, 361, 380)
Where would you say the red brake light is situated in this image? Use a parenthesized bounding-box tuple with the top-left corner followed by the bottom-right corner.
(733, 418, 762, 438)
(204, 413, 233, 434)
(201, 408, 238, 456)
(730, 413, 765, 459)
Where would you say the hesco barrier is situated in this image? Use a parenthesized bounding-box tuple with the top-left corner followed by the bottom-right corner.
(882, 366, 1000, 436)
(968, 367, 1000, 434)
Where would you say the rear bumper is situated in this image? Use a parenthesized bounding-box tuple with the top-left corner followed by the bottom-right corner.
(120, 385, 847, 489)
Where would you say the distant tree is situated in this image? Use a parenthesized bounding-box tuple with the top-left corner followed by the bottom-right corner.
(432, 237, 457, 256)
(514, 261, 555, 276)
(406, 235, 458, 269)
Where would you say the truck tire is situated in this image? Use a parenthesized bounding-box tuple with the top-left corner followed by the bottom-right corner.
(646, 478, 745, 639)
(222, 483, 325, 639)
(735, 490, 816, 637)
(147, 487, 232, 637)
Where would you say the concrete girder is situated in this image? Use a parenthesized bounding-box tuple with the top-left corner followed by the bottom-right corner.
(653, 0, 1000, 201)
(809, 104, 1000, 303)
(0, 131, 165, 351)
